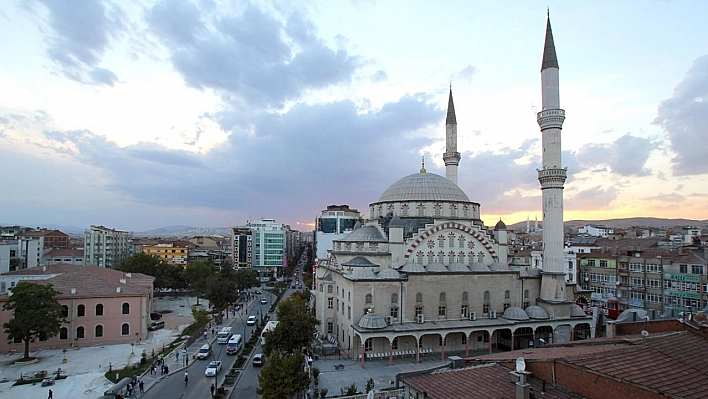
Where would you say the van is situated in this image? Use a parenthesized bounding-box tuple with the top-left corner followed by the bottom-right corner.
(226, 334, 243, 355)
(197, 344, 212, 360)
(148, 320, 165, 331)
(217, 327, 233, 344)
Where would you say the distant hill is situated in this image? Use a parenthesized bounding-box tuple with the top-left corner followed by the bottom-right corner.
(508, 217, 708, 231)
(134, 225, 233, 237)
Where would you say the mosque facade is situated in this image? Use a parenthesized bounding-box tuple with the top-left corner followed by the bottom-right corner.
(314, 16, 592, 367)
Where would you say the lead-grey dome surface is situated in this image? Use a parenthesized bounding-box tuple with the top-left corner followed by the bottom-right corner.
(358, 313, 387, 329)
(376, 173, 471, 203)
(377, 268, 402, 279)
(525, 305, 550, 319)
(502, 307, 530, 321)
(569, 304, 586, 318)
(342, 257, 378, 267)
(339, 225, 387, 242)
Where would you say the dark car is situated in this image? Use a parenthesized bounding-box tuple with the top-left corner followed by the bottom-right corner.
(150, 312, 162, 321)
(253, 353, 265, 367)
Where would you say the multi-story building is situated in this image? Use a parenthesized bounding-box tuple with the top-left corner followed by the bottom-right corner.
(577, 253, 619, 318)
(0, 264, 154, 350)
(231, 227, 252, 268)
(664, 248, 706, 314)
(141, 241, 190, 266)
(43, 248, 85, 266)
(314, 205, 362, 261)
(250, 219, 286, 278)
(616, 249, 668, 315)
(83, 225, 131, 269)
(577, 225, 614, 238)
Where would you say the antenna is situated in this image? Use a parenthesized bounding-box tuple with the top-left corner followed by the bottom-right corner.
(640, 330, 649, 338)
(515, 357, 526, 372)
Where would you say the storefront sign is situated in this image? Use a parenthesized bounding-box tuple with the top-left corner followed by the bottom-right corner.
(663, 273, 700, 282)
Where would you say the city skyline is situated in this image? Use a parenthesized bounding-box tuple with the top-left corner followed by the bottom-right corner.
(2, 1, 708, 231)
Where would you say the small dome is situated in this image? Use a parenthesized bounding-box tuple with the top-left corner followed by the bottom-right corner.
(358, 313, 387, 329)
(389, 215, 404, 227)
(376, 173, 471, 203)
(340, 225, 387, 242)
(400, 263, 426, 273)
(342, 257, 378, 267)
(469, 263, 491, 272)
(489, 262, 510, 271)
(525, 305, 550, 319)
(353, 221, 362, 230)
(569, 304, 586, 317)
(494, 219, 507, 230)
(448, 263, 470, 272)
(502, 307, 529, 321)
(377, 268, 401, 279)
(425, 262, 448, 272)
(350, 268, 377, 279)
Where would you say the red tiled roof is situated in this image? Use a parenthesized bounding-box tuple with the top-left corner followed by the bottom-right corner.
(403, 363, 583, 399)
(43, 248, 84, 257)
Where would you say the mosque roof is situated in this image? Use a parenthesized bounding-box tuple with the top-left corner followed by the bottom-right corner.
(502, 306, 530, 321)
(400, 263, 426, 273)
(542, 15, 559, 71)
(525, 305, 550, 320)
(349, 267, 377, 279)
(339, 225, 387, 242)
(341, 257, 378, 267)
(376, 172, 470, 203)
(446, 89, 456, 124)
(494, 219, 507, 230)
(357, 313, 387, 329)
(377, 268, 402, 279)
(469, 263, 491, 272)
(569, 304, 586, 317)
(448, 263, 470, 272)
(425, 263, 448, 272)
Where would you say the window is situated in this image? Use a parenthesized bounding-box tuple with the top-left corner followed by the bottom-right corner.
(319, 284, 324, 292)
(461, 334, 467, 344)
(439, 292, 446, 303)
(646, 293, 660, 304)
(62, 305, 69, 317)
(392, 337, 399, 350)
(348, 306, 351, 319)
(121, 303, 130, 315)
(438, 306, 446, 318)
(462, 291, 469, 303)
(77, 304, 85, 317)
(461, 305, 468, 318)
(484, 291, 490, 303)
(646, 263, 660, 273)
(504, 290, 510, 300)
(483, 304, 490, 315)
(599, 260, 609, 268)
(348, 292, 351, 302)
(327, 285, 333, 294)
(391, 293, 398, 304)
(629, 263, 644, 272)
(76, 326, 85, 339)
(59, 327, 68, 340)
(415, 306, 423, 317)
(692, 265, 704, 275)
(390, 307, 399, 319)
(95, 304, 104, 316)
(524, 289, 529, 299)
(365, 294, 373, 305)
(327, 322, 333, 334)
(587, 259, 596, 267)
(680, 264, 688, 273)
(365, 339, 372, 352)
(416, 293, 423, 303)
(328, 297, 333, 309)
(95, 325, 103, 338)
(121, 323, 130, 336)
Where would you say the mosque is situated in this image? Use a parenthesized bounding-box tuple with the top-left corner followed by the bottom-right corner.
(313, 15, 593, 367)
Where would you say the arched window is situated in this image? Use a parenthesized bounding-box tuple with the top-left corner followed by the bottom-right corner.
(483, 291, 490, 303)
(95, 325, 103, 338)
(319, 284, 323, 292)
(76, 326, 85, 339)
(391, 293, 398, 304)
(504, 290, 510, 300)
(365, 294, 373, 305)
(416, 293, 423, 303)
(524, 290, 529, 299)
(59, 327, 68, 340)
(95, 303, 104, 316)
(77, 304, 85, 317)
(61, 305, 69, 317)
(462, 291, 469, 303)
(327, 285, 333, 294)
(121, 323, 130, 336)
(122, 302, 130, 315)
(439, 293, 446, 303)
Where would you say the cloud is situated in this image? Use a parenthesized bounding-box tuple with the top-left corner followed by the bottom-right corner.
(456, 65, 477, 82)
(35, 0, 125, 86)
(644, 192, 685, 202)
(654, 54, 708, 176)
(148, 3, 361, 108)
(575, 133, 655, 176)
(567, 185, 618, 211)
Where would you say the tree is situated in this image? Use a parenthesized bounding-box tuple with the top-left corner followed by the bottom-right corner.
(233, 268, 260, 292)
(2, 282, 65, 360)
(205, 267, 239, 312)
(117, 253, 186, 290)
(257, 350, 310, 399)
(183, 261, 213, 305)
(262, 296, 318, 356)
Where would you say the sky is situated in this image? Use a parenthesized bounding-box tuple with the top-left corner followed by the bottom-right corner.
(1, 1, 708, 232)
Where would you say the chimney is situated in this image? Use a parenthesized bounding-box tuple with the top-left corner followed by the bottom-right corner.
(606, 320, 616, 339)
(71, 288, 76, 294)
(513, 371, 533, 399)
(119, 278, 127, 284)
(116, 287, 121, 293)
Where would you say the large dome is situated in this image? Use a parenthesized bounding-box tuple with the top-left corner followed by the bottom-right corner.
(376, 173, 470, 203)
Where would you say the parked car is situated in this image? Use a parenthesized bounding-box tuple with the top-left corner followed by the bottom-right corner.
(247, 315, 257, 326)
(150, 312, 163, 320)
(260, 297, 268, 304)
(204, 360, 222, 377)
(253, 353, 265, 367)
(148, 320, 165, 331)
(255, 290, 262, 295)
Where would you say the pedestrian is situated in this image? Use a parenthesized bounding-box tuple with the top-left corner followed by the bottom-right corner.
(203, 331, 208, 340)
(210, 382, 215, 397)
(184, 371, 189, 387)
(48, 389, 53, 399)
(139, 380, 144, 394)
(127, 383, 133, 398)
(211, 327, 215, 336)
(164, 364, 169, 374)
(175, 350, 179, 362)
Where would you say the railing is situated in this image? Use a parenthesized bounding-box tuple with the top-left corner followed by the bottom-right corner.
(335, 389, 405, 399)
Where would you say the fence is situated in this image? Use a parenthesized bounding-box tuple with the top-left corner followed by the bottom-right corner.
(333, 389, 404, 399)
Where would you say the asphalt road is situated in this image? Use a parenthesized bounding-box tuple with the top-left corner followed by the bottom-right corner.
(140, 283, 296, 399)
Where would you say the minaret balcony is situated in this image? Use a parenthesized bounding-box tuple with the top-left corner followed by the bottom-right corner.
(443, 151, 460, 164)
(537, 108, 565, 130)
(537, 167, 567, 188)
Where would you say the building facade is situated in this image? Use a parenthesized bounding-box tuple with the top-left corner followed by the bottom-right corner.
(141, 241, 190, 266)
(83, 225, 131, 269)
(314, 205, 363, 261)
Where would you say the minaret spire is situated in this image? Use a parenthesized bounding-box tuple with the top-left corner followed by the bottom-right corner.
(538, 12, 568, 307)
(443, 86, 461, 185)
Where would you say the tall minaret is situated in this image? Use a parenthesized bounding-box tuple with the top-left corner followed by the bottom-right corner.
(538, 13, 568, 303)
(443, 87, 461, 185)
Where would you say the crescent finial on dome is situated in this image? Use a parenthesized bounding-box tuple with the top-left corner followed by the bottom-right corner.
(420, 155, 426, 173)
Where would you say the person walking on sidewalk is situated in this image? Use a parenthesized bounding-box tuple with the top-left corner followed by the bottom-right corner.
(210, 382, 215, 397)
(139, 380, 145, 394)
(184, 371, 189, 387)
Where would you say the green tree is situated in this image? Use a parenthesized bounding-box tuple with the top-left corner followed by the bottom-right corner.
(233, 268, 260, 292)
(2, 282, 65, 360)
(262, 296, 318, 356)
(117, 253, 185, 290)
(183, 261, 213, 305)
(257, 350, 310, 399)
(191, 306, 211, 328)
(205, 267, 239, 312)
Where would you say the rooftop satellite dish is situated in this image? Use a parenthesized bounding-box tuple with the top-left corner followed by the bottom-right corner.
(641, 330, 649, 338)
(515, 357, 526, 372)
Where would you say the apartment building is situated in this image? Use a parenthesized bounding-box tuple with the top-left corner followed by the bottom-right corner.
(84, 225, 131, 269)
(140, 241, 190, 266)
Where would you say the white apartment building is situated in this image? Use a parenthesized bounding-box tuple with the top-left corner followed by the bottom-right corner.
(83, 225, 131, 269)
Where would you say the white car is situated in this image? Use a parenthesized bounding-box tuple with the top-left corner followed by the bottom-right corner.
(247, 315, 257, 326)
(260, 297, 268, 304)
(204, 360, 222, 377)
